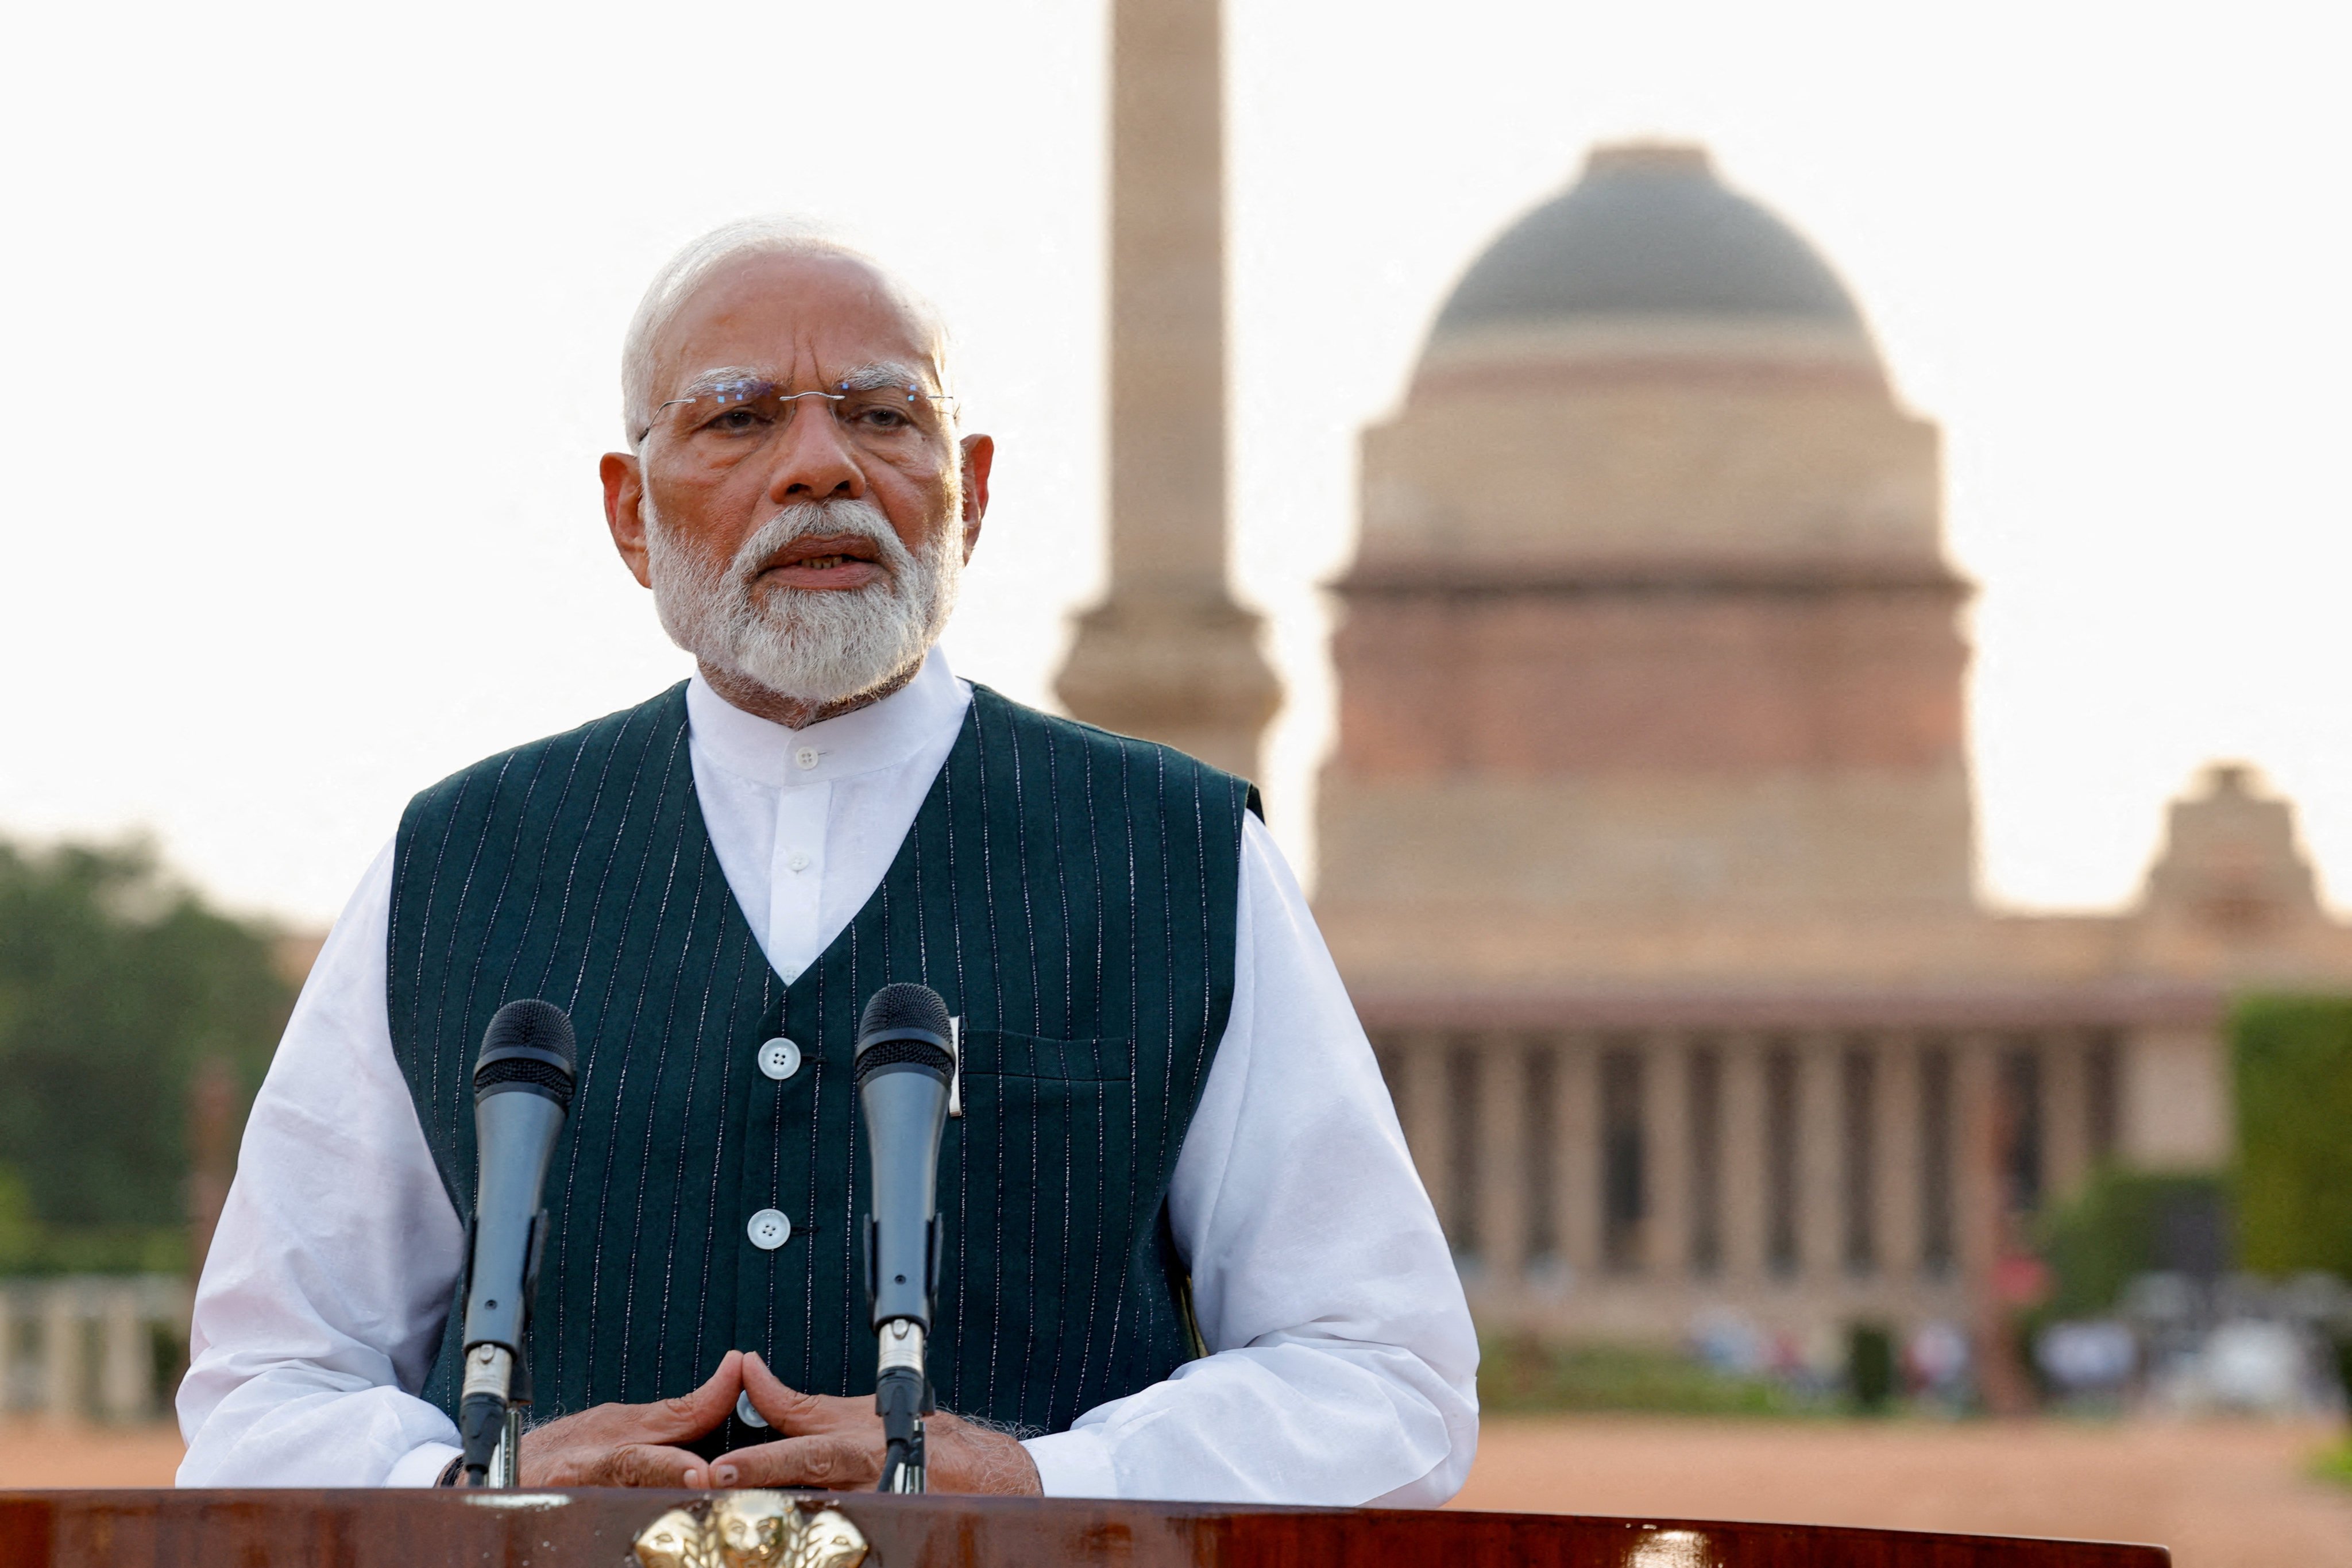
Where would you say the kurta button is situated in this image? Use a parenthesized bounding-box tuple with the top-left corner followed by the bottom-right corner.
(794, 747, 820, 771)
(786, 852, 810, 874)
(747, 1209, 791, 1249)
(758, 1037, 802, 1081)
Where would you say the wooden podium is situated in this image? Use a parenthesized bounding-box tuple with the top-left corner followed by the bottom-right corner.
(0, 1489, 2168, 1567)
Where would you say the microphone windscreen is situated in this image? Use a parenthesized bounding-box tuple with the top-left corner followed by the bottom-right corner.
(474, 999, 578, 1109)
(855, 983, 953, 1084)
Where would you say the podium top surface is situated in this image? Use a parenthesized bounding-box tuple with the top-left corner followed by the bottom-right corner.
(0, 1489, 2167, 1568)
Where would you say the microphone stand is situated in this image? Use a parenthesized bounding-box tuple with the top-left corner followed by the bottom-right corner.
(875, 1318, 930, 1493)
(465, 1212, 545, 1488)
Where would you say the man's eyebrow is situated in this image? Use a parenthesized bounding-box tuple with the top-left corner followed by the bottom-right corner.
(833, 360, 937, 395)
(664, 365, 766, 402)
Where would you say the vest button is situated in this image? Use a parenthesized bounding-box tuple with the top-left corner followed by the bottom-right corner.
(757, 1037, 802, 1081)
(735, 1390, 771, 1428)
(747, 1209, 792, 1250)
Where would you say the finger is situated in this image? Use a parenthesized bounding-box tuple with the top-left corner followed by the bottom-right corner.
(709, 1434, 882, 1492)
(740, 1352, 845, 1435)
(600, 1442, 716, 1489)
(640, 1349, 744, 1443)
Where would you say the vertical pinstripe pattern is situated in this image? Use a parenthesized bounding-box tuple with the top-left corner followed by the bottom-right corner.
(387, 683, 1254, 1438)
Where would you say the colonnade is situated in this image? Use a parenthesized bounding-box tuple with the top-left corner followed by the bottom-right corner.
(1372, 1028, 2122, 1310)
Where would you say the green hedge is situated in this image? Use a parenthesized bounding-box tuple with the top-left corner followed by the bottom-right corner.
(2232, 995, 2352, 1282)
(2034, 1167, 2230, 1318)
(1478, 1334, 1794, 1416)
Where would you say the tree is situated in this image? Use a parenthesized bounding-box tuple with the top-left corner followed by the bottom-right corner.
(2233, 995, 2352, 1282)
(0, 836, 294, 1270)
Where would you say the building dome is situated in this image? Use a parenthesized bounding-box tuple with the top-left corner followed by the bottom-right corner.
(1422, 143, 1878, 379)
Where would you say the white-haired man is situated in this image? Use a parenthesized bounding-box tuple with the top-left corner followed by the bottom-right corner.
(178, 223, 1478, 1501)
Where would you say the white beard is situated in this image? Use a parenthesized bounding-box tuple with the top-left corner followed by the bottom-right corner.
(645, 496, 961, 706)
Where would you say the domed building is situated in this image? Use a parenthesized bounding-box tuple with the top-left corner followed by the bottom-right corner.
(1315, 143, 2352, 1358)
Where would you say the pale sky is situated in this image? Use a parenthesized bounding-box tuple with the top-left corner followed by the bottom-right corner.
(2, 0, 2347, 928)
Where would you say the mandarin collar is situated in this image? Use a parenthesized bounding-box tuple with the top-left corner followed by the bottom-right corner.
(685, 646, 968, 788)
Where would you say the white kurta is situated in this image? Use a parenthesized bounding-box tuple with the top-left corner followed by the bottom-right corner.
(177, 650, 1479, 1503)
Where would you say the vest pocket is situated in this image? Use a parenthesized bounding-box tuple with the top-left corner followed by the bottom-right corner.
(933, 1030, 1140, 1430)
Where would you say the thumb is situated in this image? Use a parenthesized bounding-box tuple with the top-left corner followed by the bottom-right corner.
(644, 1349, 743, 1441)
(742, 1352, 828, 1432)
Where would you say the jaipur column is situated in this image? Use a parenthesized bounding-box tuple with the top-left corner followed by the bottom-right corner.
(1055, 0, 1281, 777)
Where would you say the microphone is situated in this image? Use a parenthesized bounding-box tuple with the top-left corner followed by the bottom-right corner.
(854, 982, 953, 1494)
(456, 999, 576, 1486)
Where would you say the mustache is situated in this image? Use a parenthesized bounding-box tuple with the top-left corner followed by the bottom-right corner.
(728, 500, 910, 586)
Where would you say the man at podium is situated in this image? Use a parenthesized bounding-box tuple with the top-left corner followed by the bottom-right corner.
(176, 222, 1479, 1504)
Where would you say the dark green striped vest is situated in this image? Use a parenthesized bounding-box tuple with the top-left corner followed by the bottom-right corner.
(386, 681, 1255, 1447)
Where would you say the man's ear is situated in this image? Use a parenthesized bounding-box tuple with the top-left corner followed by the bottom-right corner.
(601, 451, 654, 589)
(957, 433, 994, 563)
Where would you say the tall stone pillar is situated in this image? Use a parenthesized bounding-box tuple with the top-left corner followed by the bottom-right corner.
(1721, 1039, 1769, 1285)
(1055, 0, 1281, 779)
(1644, 1038, 1691, 1279)
(1555, 1037, 1599, 1281)
(1879, 1038, 1923, 1281)
(1477, 1034, 1529, 1285)
(1799, 1036, 1843, 1281)
(43, 1285, 82, 1423)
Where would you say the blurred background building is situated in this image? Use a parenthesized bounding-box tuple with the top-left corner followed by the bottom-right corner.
(1308, 140, 2352, 1361)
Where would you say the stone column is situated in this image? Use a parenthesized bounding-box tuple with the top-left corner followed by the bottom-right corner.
(1056, 0, 1281, 778)
(1645, 1038, 1691, 1280)
(1879, 1037, 1923, 1283)
(98, 1285, 150, 1422)
(1555, 1036, 1599, 1280)
(1800, 1036, 1843, 1281)
(1720, 1038, 1769, 1285)
(1477, 1034, 1529, 1286)
(41, 1284, 82, 1423)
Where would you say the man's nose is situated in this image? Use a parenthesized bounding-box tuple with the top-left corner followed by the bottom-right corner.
(764, 397, 866, 504)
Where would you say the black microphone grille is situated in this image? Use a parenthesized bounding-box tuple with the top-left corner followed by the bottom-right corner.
(475, 999, 577, 1108)
(858, 983, 951, 1046)
(854, 983, 953, 1085)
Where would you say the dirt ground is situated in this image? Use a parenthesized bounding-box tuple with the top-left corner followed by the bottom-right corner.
(3, 1415, 2348, 1567)
(1455, 1415, 2352, 1568)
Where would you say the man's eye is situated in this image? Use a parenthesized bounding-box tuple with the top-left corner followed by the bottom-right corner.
(705, 407, 768, 434)
(852, 405, 914, 431)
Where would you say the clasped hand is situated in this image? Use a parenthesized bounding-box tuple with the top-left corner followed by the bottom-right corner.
(515, 1349, 1042, 1493)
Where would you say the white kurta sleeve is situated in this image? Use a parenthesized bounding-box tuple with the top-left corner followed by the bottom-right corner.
(1019, 814, 1480, 1504)
(176, 837, 469, 1486)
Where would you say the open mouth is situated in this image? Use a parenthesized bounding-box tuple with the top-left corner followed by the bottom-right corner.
(755, 534, 889, 590)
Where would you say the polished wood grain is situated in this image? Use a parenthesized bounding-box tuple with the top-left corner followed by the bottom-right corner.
(0, 1489, 2169, 1568)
